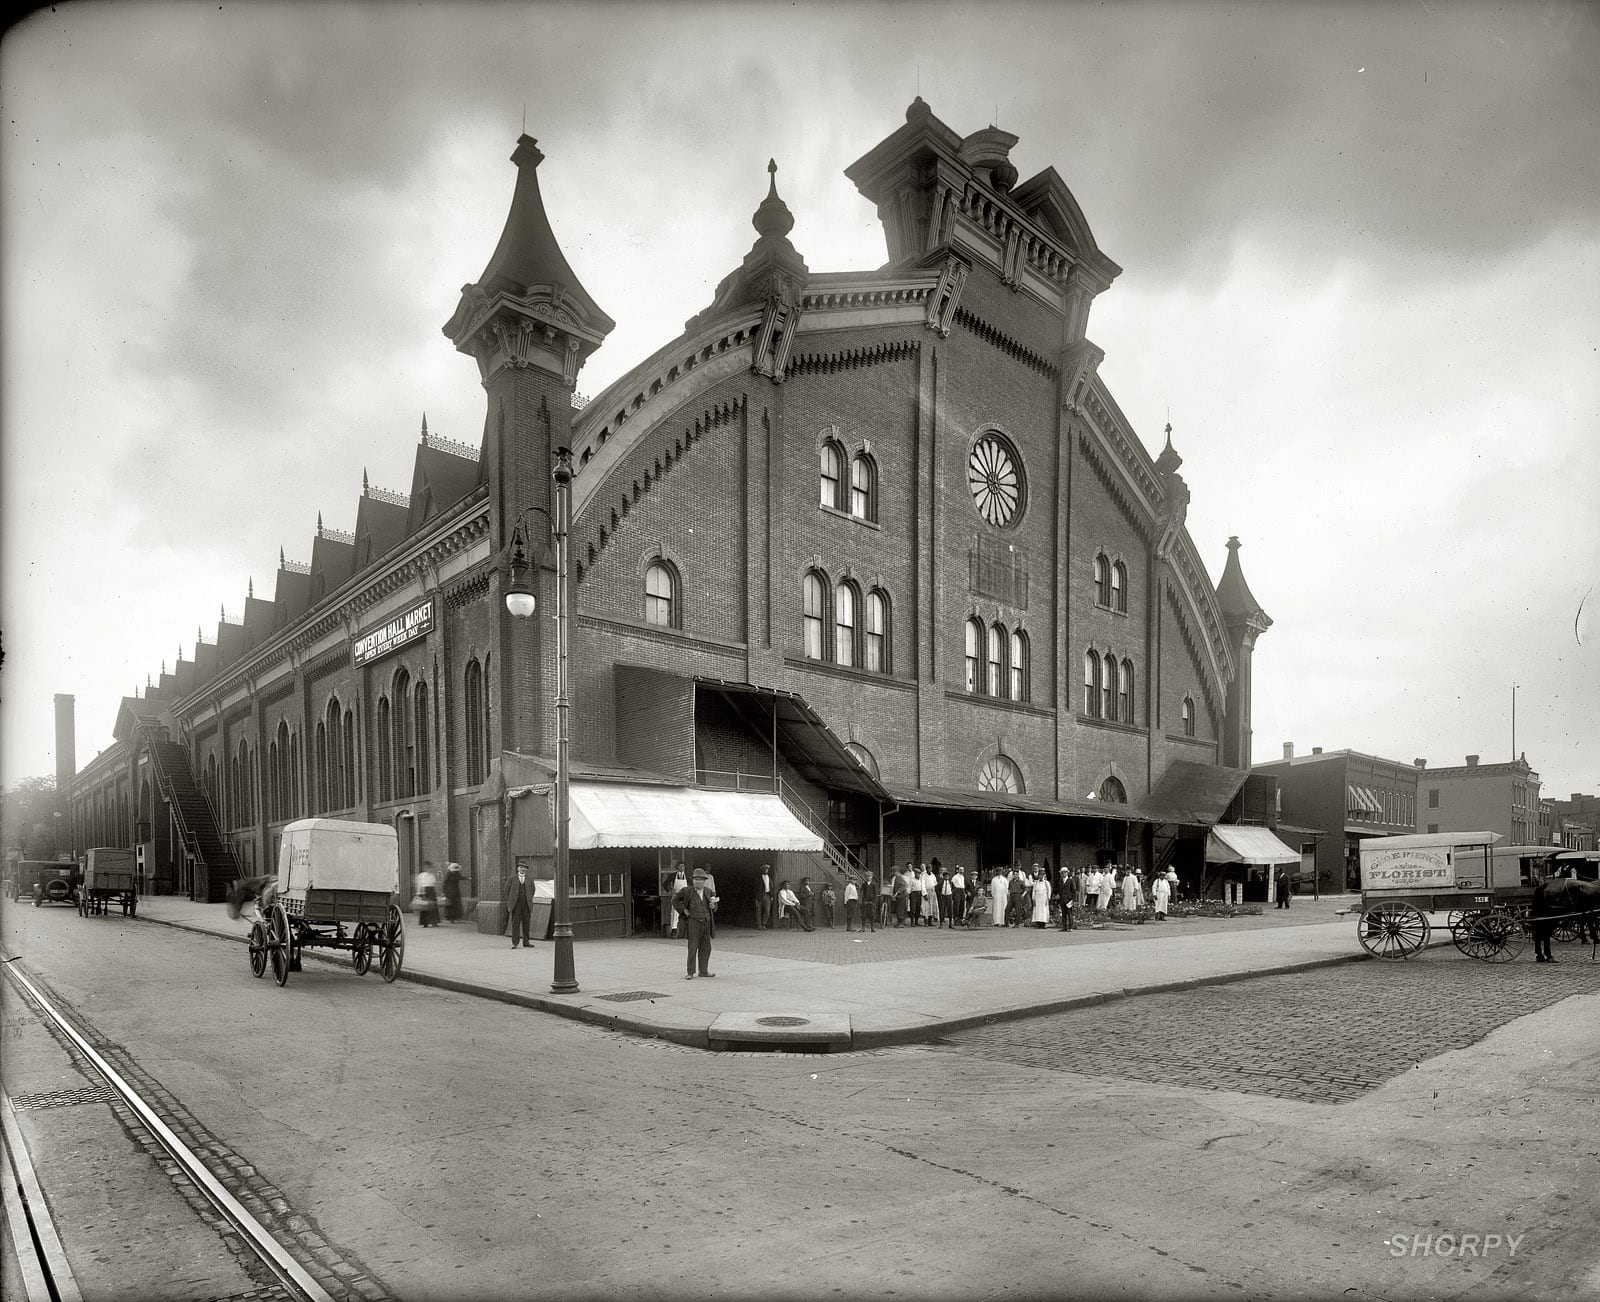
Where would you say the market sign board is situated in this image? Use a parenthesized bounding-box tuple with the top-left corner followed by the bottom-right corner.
(352, 598, 435, 667)
(1360, 845, 1454, 893)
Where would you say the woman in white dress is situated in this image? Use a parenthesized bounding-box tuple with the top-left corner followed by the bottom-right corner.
(989, 870, 1007, 926)
(1120, 867, 1141, 912)
(922, 867, 939, 927)
(1151, 873, 1171, 919)
(1030, 872, 1052, 927)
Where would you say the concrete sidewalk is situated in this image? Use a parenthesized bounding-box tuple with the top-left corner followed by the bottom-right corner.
(130, 892, 1449, 1049)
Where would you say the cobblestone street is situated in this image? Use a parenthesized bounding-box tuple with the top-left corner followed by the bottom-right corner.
(934, 947, 1600, 1103)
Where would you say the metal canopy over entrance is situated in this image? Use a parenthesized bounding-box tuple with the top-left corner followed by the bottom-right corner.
(691, 677, 891, 802)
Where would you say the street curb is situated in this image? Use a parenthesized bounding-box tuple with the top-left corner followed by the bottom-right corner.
(134, 910, 1430, 1052)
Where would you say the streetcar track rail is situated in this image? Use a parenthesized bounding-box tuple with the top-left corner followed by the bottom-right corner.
(1, 952, 337, 1302)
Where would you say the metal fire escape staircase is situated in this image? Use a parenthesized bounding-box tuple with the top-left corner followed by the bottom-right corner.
(147, 741, 242, 902)
(774, 780, 866, 890)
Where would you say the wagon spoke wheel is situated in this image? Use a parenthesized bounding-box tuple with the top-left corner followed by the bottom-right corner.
(1553, 918, 1581, 943)
(1459, 912, 1523, 963)
(248, 921, 269, 978)
(352, 924, 372, 976)
(1359, 901, 1430, 960)
(379, 905, 406, 983)
(268, 904, 292, 987)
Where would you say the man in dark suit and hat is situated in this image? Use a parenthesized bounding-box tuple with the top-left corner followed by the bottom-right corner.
(505, 864, 535, 949)
(673, 866, 718, 979)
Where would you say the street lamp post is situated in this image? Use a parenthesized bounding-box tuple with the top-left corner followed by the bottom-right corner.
(504, 447, 579, 994)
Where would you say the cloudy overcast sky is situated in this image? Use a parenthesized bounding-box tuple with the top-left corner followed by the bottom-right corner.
(3, 1, 1596, 801)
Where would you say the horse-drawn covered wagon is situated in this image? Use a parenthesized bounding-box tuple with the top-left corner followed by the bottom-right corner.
(79, 846, 138, 917)
(1356, 832, 1598, 962)
(237, 819, 405, 987)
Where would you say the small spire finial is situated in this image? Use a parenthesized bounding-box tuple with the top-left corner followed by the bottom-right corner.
(421, 412, 429, 438)
(362, 468, 370, 494)
(248, 577, 254, 598)
(317, 511, 324, 535)
(752, 159, 795, 240)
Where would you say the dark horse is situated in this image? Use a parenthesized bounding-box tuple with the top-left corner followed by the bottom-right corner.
(1530, 877, 1600, 962)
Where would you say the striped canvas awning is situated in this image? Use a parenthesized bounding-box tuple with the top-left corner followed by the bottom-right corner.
(566, 782, 824, 852)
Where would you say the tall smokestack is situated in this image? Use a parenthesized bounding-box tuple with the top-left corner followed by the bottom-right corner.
(53, 694, 76, 788)
(1282, 742, 1294, 760)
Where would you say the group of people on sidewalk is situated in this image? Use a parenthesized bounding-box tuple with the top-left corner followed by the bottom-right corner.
(410, 861, 465, 929)
(871, 860, 1178, 930)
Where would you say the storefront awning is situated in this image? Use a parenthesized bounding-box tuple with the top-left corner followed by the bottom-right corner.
(1205, 825, 1302, 865)
(566, 782, 825, 852)
(885, 784, 1146, 824)
(1347, 785, 1382, 814)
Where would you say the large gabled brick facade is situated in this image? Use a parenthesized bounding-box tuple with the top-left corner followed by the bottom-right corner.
(64, 100, 1273, 934)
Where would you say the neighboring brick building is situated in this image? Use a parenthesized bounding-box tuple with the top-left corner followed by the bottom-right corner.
(64, 101, 1273, 933)
(1547, 791, 1598, 850)
(1251, 744, 1420, 893)
(1414, 754, 1543, 845)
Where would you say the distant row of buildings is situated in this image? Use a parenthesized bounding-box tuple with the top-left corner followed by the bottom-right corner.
(1252, 743, 1597, 893)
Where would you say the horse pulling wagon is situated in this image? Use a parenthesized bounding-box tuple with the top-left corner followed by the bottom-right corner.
(245, 819, 405, 987)
(1356, 832, 1599, 963)
(79, 847, 138, 917)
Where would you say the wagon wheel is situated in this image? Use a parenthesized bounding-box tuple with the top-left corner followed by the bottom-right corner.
(1358, 901, 1430, 960)
(268, 903, 292, 987)
(378, 905, 405, 983)
(1446, 907, 1485, 929)
(1553, 918, 1582, 943)
(1458, 911, 1524, 963)
(248, 921, 269, 978)
(352, 924, 372, 976)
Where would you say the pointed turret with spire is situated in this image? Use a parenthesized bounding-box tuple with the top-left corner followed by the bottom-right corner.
(1217, 536, 1272, 769)
(692, 160, 810, 379)
(442, 130, 617, 756)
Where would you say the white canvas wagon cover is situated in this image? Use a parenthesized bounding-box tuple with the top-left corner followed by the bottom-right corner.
(277, 819, 399, 896)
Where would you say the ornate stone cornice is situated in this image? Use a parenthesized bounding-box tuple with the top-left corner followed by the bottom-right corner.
(1077, 431, 1154, 541)
(784, 338, 919, 379)
(1164, 580, 1225, 721)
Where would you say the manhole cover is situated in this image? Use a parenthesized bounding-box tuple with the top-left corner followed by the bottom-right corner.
(595, 990, 669, 1003)
(973, 955, 1013, 961)
(756, 1016, 811, 1027)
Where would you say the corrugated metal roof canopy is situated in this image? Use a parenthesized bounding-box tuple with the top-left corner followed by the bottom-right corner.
(567, 783, 824, 852)
(1140, 760, 1250, 826)
(886, 784, 1146, 824)
(693, 677, 890, 801)
(1206, 825, 1302, 865)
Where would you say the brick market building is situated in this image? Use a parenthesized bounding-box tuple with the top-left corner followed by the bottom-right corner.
(63, 101, 1277, 934)
(1415, 753, 1544, 846)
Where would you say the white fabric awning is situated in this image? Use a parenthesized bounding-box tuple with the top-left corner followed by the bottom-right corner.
(1206, 825, 1302, 865)
(1347, 784, 1382, 814)
(566, 783, 825, 852)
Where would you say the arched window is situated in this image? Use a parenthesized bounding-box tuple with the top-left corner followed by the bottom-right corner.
(845, 742, 880, 780)
(465, 659, 485, 786)
(1113, 561, 1128, 613)
(320, 722, 332, 815)
(644, 559, 677, 627)
(1119, 657, 1134, 723)
(849, 453, 877, 522)
(1102, 653, 1117, 721)
(376, 696, 393, 802)
(393, 669, 414, 800)
(819, 440, 844, 509)
(288, 731, 300, 818)
(1010, 630, 1030, 702)
(803, 571, 828, 660)
(1099, 776, 1127, 803)
(865, 589, 889, 673)
(1182, 696, 1196, 737)
(1084, 650, 1101, 717)
(267, 738, 280, 824)
(342, 708, 357, 806)
(326, 698, 344, 810)
(835, 581, 858, 667)
(965, 618, 983, 692)
(986, 623, 1004, 696)
(978, 754, 1024, 794)
(1094, 553, 1111, 606)
(415, 679, 431, 794)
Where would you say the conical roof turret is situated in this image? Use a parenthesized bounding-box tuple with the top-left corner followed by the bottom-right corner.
(1217, 536, 1270, 627)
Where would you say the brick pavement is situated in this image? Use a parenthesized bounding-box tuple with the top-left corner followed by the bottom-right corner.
(935, 947, 1600, 1104)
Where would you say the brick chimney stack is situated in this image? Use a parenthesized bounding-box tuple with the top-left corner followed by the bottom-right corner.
(1283, 742, 1294, 760)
